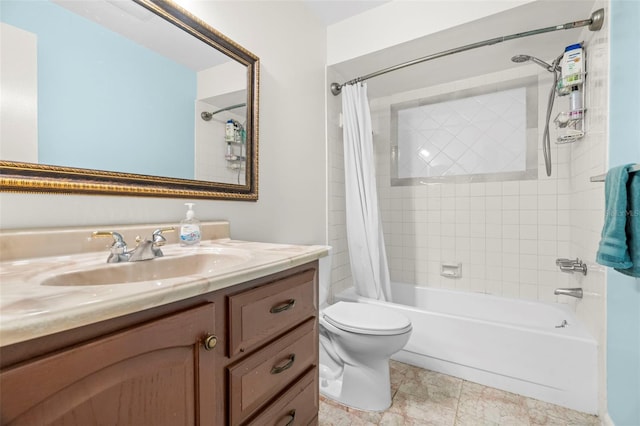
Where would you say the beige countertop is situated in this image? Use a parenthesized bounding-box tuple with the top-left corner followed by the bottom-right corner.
(0, 238, 328, 347)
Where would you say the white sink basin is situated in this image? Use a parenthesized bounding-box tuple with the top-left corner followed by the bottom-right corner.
(41, 248, 252, 286)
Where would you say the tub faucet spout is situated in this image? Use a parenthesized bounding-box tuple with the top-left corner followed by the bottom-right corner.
(554, 288, 583, 299)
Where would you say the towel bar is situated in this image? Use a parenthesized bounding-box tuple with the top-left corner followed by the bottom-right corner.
(590, 164, 640, 182)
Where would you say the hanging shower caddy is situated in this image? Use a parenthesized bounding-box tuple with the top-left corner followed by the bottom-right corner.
(200, 103, 247, 170)
(224, 119, 246, 169)
(554, 43, 587, 144)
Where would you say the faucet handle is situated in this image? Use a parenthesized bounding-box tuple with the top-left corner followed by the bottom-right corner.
(555, 257, 588, 275)
(92, 231, 127, 254)
(152, 227, 175, 246)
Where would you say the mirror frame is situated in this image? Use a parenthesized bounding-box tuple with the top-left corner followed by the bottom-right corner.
(0, 0, 259, 200)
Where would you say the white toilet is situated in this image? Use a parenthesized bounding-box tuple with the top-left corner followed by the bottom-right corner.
(318, 250, 412, 412)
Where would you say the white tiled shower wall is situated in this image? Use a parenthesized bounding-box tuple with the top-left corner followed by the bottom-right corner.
(327, 2, 609, 413)
(369, 66, 578, 303)
(330, 45, 606, 304)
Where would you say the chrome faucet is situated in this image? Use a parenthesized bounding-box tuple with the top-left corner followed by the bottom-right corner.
(554, 288, 584, 299)
(128, 228, 174, 262)
(556, 258, 588, 275)
(92, 227, 175, 263)
(92, 231, 130, 263)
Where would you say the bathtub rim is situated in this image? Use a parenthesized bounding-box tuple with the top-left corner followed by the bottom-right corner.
(336, 284, 596, 343)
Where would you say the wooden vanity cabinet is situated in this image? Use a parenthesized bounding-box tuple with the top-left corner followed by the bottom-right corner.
(0, 303, 216, 426)
(224, 264, 319, 426)
(0, 261, 319, 426)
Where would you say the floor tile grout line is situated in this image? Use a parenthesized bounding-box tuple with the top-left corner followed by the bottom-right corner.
(452, 379, 466, 426)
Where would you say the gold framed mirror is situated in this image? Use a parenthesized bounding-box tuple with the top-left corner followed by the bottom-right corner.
(0, 0, 259, 200)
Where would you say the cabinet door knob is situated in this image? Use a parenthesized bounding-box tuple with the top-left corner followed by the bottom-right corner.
(270, 299, 296, 314)
(282, 409, 296, 426)
(203, 335, 218, 351)
(270, 354, 295, 374)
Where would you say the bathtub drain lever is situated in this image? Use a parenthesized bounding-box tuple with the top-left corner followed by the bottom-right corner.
(555, 320, 569, 328)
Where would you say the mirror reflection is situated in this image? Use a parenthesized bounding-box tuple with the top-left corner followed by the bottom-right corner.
(0, 0, 250, 187)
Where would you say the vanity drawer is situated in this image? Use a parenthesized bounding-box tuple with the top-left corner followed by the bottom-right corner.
(228, 319, 317, 425)
(228, 268, 316, 356)
(246, 368, 318, 426)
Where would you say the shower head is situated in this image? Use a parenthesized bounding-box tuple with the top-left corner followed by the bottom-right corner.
(511, 54, 559, 73)
(511, 54, 531, 63)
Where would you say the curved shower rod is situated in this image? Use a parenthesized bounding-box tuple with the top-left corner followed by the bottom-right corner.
(201, 103, 246, 121)
(330, 8, 604, 96)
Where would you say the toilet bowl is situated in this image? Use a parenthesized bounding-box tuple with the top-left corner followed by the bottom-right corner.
(319, 301, 412, 411)
(318, 249, 412, 411)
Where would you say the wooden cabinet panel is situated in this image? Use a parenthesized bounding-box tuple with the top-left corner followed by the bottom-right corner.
(246, 369, 318, 426)
(228, 319, 317, 425)
(0, 303, 216, 426)
(228, 268, 316, 356)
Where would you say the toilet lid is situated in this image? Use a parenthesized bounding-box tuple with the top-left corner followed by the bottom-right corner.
(322, 301, 412, 335)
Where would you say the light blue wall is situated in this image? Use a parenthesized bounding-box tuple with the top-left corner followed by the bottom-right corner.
(608, 0, 640, 424)
(1, 0, 196, 179)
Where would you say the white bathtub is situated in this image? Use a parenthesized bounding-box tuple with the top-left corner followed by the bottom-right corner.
(336, 282, 598, 414)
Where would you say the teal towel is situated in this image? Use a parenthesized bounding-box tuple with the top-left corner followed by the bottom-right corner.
(596, 164, 640, 277)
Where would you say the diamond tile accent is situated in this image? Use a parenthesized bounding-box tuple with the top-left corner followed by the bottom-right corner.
(396, 87, 527, 179)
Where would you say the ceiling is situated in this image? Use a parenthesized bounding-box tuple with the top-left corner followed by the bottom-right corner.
(54, 0, 600, 98)
(327, 0, 599, 98)
(53, 0, 231, 71)
(302, 0, 390, 26)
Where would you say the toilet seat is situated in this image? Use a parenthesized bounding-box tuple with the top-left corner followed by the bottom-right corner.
(322, 301, 412, 335)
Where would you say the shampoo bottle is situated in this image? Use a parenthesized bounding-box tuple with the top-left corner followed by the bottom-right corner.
(180, 203, 201, 246)
(561, 43, 584, 85)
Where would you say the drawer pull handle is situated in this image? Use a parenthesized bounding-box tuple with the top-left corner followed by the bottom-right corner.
(270, 299, 296, 314)
(283, 409, 296, 426)
(271, 354, 296, 374)
(203, 335, 218, 351)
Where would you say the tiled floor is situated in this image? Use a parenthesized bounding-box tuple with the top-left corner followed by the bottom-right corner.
(319, 360, 599, 426)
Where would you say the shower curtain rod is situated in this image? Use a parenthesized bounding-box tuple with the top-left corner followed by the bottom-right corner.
(200, 103, 246, 121)
(330, 8, 604, 96)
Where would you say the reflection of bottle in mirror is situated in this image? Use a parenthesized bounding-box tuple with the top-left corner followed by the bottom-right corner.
(233, 122, 241, 143)
(226, 142, 233, 160)
(225, 120, 235, 141)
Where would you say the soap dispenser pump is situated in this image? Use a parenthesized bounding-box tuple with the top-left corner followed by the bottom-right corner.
(180, 203, 201, 246)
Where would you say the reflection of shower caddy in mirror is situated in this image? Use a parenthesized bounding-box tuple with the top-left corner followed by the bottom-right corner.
(200, 102, 247, 171)
(554, 43, 586, 144)
(224, 119, 246, 170)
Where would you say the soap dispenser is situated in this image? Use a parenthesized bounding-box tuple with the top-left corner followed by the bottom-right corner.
(180, 203, 201, 246)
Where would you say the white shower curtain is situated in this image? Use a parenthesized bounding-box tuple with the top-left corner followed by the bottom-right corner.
(342, 83, 392, 301)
